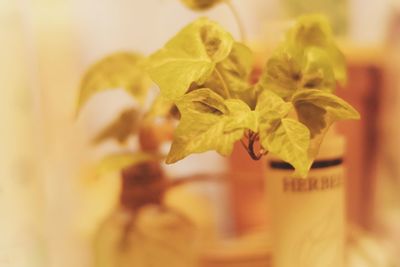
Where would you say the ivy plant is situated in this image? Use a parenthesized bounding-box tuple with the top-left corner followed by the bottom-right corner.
(147, 15, 359, 177)
(77, 14, 359, 178)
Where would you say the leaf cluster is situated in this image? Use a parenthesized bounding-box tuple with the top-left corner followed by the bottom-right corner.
(77, 15, 359, 178)
(147, 15, 359, 177)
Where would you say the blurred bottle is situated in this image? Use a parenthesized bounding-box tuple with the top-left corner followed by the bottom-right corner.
(93, 161, 200, 267)
(374, 4, 400, 265)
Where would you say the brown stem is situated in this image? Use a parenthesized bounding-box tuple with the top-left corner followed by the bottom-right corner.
(240, 138, 248, 150)
(167, 173, 227, 189)
(248, 133, 263, 160)
(240, 132, 268, 161)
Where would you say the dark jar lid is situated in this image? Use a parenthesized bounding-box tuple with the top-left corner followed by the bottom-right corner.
(269, 157, 343, 171)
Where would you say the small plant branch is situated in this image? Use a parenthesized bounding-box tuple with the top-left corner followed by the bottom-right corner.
(240, 131, 268, 160)
(240, 138, 248, 150)
(224, 0, 246, 42)
(167, 173, 227, 189)
(247, 133, 262, 160)
(119, 215, 137, 250)
(215, 67, 232, 98)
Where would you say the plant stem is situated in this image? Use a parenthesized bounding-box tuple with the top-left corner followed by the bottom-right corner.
(215, 68, 232, 98)
(248, 133, 262, 160)
(241, 132, 268, 160)
(240, 138, 248, 150)
(224, 0, 246, 42)
(168, 173, 227, 188)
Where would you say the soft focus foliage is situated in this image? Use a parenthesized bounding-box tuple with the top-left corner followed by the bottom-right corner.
(77, 52, 150, 113)
(179, 0, 223, 11)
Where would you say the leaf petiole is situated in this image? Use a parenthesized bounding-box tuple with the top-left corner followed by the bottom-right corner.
(224, 0, 246, 41)
(215, 67, 232, 98)
(240, 131, 267, 160)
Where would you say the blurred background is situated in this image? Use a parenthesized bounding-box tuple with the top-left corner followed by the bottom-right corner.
(1, 0, 400, 266)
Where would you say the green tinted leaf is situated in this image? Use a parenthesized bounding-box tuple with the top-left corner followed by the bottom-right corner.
(224, 99, 258, 133)
(176, 87, 228, 115)
(293, 89, 359, 164)
(180, 0, 223, 10)
(218, 42, 253, 93)
(262, 118, 311, 177)
(287, 14, 333, 47)
(257, 44, 302, 100)
(147, 18, 234, 100)
(192, 71, 228, 99)
(257, 44, 335, 100)
(294, 101, 327, 138)
(287, 14, 347, 85)
(293, 89, 360, 124)
(77, 52, 150, 113)
(301, 47, 336, 90)
(256, 89, 292, 122)
(255, 90, 311, 176)
(93, 108, 141, 145)
(166, 88, 256, 163)
(326, 46, 347, 85)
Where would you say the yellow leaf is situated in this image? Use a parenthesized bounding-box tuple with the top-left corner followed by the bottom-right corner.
(287, 14, 333, 47)
(255, 90, 311, 176)
(257, 44, 335, 101)
(186, 42, 255, 105)
(93, 108, 141, 145)
(77, 52, 150, 113)
(166, 88, 256, 163)
(262, 118, 311, 178)
(147, 18, 234, 100)
(293, 89, 360, 125)
(293, 89, 360, 163)
(256, 86, 292, 121)
(257, 44, 302, 100)
(286, 14, 347, 85)
(217, 42, 254, 93)
(180, 0, 223, 10)
(294, 101, 327, 138)
(93, 152, 156, 177)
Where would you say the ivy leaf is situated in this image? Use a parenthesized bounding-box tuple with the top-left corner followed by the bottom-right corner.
(93, 152, 156, 177)
(293, 89, 360, 136)
(263, 118, 311, 177)
(294, 101, 327, 138)
(166, 88, 257, 163)
(180, 0, 223, 10)
(218, 42, 257, 107)
(190, 42, 255, 105)
(256, 90, 311, 176)
(147, 18, 234, 100)
(218, 42, 254, 93)
(223, 98, 258, 133)
(287, 14, 333, 47)
(293, 89, 360, 161)
(93, 108, 141, 145)
(256, 90, 292, 122)
(286, 14, 347, 85)
(77, 52, 150, 113)
(257, 44, 335, 101)
(257, 45, 302, 100)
